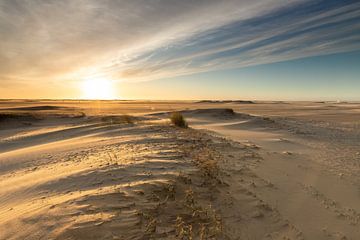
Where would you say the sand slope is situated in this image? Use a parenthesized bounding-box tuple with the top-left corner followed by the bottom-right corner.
(1, 101, 359, 239)
(187, 108, 360, 239)
(0, 115, 237, 239)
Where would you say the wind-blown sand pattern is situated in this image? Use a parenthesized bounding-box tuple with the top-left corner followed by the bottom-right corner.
(0, 100, 359, 239)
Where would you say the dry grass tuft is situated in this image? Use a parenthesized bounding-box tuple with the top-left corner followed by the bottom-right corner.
(170, 112, 188, 128)
(224, 108, 235, 115)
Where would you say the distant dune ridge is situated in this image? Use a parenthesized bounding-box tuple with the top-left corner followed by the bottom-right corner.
(0, 100, 359, 239)
(196, 100, 255, 104)
(2, 105, 70, 111)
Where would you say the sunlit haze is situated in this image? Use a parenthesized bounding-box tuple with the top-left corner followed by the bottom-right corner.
(81, 78, 115, 100)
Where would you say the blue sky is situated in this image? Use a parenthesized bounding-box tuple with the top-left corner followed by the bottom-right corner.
(0, 0, 359, 99)
(119, 51, 360, 100)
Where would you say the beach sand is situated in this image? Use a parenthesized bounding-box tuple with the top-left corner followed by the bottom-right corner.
(0, 100, 359, 239)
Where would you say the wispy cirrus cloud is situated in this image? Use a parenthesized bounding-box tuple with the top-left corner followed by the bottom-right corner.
(110, 0, 360, 81)
(0, 0, 359, 85)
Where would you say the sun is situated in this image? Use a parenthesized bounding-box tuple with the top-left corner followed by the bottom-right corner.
(81, 77, 116, 100)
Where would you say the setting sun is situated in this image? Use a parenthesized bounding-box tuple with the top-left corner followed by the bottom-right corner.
(81, 77, 115, 100)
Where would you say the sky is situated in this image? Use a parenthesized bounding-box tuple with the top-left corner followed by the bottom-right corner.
(0, 0, 359, 100)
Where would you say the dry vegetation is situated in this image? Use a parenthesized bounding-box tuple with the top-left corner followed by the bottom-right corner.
(223, 108, 235, 115)
(170, 112, 188, 128)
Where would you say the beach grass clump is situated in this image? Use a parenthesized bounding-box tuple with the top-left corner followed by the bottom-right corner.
(170, 112, 188, 128)
(224, 108, 234, 115)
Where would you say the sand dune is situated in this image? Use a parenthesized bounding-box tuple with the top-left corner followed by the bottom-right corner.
(0, 101, 359, 239)
(187, 107, 360, 239)
(2, 105, 71, 111)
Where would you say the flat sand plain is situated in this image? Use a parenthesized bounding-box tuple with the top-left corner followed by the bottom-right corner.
(0, 100, 359, 239)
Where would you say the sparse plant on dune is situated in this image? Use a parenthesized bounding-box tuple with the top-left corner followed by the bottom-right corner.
(170, 112, 188, 128)
(224, 108, 234, 115)
(176, 216, 193, 240)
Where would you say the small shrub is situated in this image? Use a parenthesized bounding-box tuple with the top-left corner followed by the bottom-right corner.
(170, 112, 188, 128)
(224, 108, 234, 115)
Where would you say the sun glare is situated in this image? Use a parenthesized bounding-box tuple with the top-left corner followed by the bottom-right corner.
(81, 77, 115, 100)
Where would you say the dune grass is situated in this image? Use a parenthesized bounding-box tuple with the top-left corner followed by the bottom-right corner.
(170, 112, 188, 128)
(224, 108, 234, 115)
